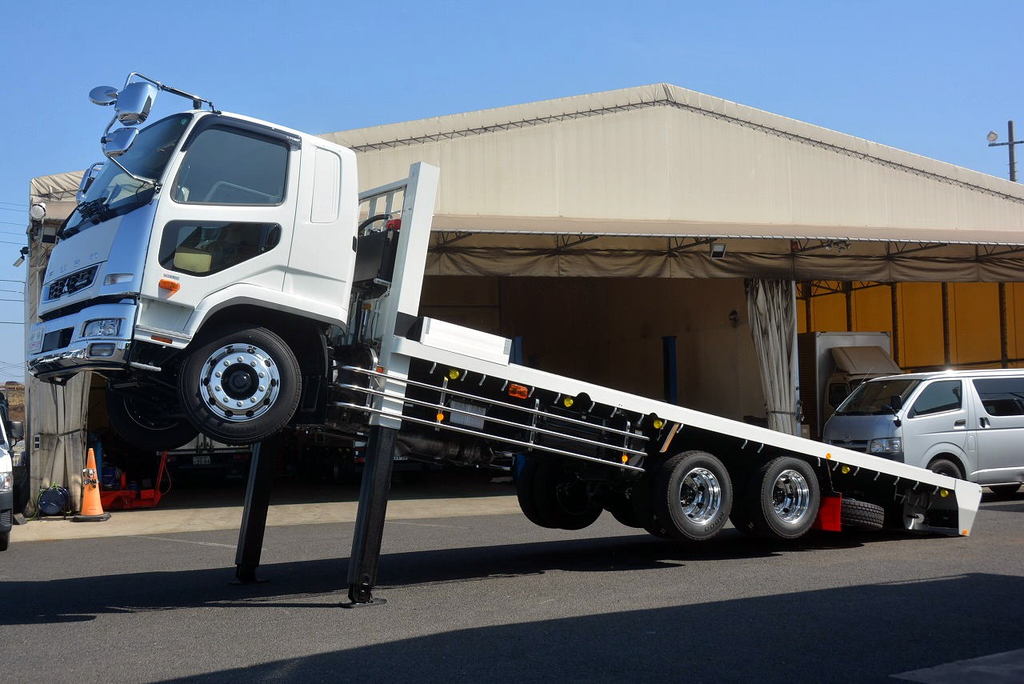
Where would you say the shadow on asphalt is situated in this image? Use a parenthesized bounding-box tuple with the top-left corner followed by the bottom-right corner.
(147, 572, 1020, 682)
(0, 528, 939, 628)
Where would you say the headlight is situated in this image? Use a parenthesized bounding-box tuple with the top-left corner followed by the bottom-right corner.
(83, 318, 121, 337)
(103, 273, 134, 285)
(0, 471, 12, 493)
(868, 437, 902, 455)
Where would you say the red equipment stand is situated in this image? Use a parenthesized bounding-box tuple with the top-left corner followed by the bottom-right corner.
(100, 451, 169, 511)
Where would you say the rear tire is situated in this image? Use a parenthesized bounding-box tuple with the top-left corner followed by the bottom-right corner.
(652, 451, 732, 541)
(515, 456, 602, 530)
(841, 498, 885, 531)
(179, 325, 301, 445)
(745, 457, 820, 540)
(0, 529, 9, 551)
(988, 484, 1021, 500)
(106, 389, 197, 452)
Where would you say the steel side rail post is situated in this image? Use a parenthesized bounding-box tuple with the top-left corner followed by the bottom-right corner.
(234, 434, 280, 583)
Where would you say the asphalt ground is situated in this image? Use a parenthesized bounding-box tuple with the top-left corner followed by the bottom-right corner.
(1, 483, 1023, 683)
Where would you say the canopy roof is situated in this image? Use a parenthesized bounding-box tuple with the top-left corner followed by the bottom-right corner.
(30, 83, 1024, 281)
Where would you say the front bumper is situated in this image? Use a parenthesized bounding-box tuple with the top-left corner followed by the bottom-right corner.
(28, 302, 137, 381)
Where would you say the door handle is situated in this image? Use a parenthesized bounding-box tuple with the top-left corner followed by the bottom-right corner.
(980, 417, 990, 428)
(954, 419, 966, 427)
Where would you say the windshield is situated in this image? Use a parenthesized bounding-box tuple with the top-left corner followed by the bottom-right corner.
(834, 378, 920, 415)
(61, 113, 193, 237)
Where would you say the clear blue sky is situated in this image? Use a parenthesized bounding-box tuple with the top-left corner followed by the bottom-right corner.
(1, 0, 1022, 381)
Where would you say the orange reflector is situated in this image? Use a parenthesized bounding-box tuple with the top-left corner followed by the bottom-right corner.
(825, 452, 832, 460)
(151, 335, 173, 344)
(436, 412, 445, 422)
(962, 530, 969, 536)
(376, 366, 384, 373)
(621, 454, 629, 464)
(158, 278, 180, 294)
(508, 383, 529, 400)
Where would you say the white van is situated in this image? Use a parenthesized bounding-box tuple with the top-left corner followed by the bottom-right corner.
(822, 369, 1024, 498)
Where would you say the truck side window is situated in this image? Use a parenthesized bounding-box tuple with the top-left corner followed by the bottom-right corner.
(910, 380, 962, 418)
(158, 221, 281, 276)
(172, 126, 288, 205)
(973, 378, 1024, 416)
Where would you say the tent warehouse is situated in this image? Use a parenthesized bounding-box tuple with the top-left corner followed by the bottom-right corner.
(24, 83, 1024, 507)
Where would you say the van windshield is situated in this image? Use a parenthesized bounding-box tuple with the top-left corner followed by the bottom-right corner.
(835, 378, 920, 415)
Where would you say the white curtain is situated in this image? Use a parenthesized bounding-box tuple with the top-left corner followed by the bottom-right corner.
(746, 278, 798, 435)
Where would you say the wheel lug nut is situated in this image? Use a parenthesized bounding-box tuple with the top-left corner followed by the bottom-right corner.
(224, 360, 230, 366)
(215, 372, 221, 378)
(258, 386, 265, 392)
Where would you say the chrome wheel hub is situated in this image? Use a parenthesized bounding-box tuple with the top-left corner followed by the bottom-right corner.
(772, 469, 811, 524)
(198, 343, 281, 422)
(678, 467, 723, 524)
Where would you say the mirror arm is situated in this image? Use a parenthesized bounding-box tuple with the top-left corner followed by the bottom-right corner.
(126, 72, 215, 111)
(104, 155, 160, 192)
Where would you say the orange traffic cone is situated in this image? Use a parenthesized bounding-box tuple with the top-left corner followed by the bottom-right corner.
(72, 448, 110, 522)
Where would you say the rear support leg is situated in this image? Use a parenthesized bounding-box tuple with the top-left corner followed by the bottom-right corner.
(343, 425, 397, 607)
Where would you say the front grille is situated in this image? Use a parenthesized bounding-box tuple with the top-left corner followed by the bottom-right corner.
(829, 440, 869, 453)
(47, 265, 98, 301)
(41, 327, 73, 353)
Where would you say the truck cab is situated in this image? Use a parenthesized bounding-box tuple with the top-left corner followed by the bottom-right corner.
(29, 75, 361, 448)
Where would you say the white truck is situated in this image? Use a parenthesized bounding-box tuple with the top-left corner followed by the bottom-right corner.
(28, 74, 982, 604)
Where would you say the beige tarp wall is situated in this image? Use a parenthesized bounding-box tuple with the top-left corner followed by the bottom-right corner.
(26, 173, 89, 513)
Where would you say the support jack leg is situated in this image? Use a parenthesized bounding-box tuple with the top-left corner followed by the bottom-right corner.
(342, 425, 397, 608)
(233, 434, 280, 584)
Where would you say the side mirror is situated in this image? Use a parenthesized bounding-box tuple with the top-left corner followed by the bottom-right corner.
(77, 162, 105, 202)
(102, 127, 138, 158)
(889, 395, 903, 413)
(89, 85, 119, 106)
(8, 421, 23, 444)
(115, 81, 159, 125)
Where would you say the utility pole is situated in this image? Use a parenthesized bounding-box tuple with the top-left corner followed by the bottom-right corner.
(987, 121, 1022, 182)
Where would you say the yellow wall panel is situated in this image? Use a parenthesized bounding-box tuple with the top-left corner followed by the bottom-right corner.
(948, 282, 1000, 364)
(897, 282, 945, 368)
(1009, 283, 1024, 362)
(851, 286, 892, 335)
(810, 292, 847, 332)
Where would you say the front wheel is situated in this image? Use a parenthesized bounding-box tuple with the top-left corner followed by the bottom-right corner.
(106, 389, 197, 452)
(179, 325, 301, 445)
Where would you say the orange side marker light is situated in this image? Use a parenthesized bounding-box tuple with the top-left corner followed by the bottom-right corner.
(158, 278, 181, 294)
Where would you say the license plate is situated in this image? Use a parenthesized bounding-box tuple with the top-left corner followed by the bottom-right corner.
(193, 455, 211, 465)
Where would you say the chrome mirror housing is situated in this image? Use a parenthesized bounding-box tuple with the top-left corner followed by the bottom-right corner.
(77, 162, 105, 202)
(102, 127, 138, 157)
(89, 85, 118, 106)
(115, 81, 158, 125)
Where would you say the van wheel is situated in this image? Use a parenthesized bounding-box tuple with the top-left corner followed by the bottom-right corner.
(652, 451, 733, 541)
(0, 529, 9, 551)
(515, 456, 602, 530)
(928, 458, 964, 480)
(745, 457, 820, 540)
(106, 389, 197, 451)
(179, 325, 301, 445)
(988, 484, 1021, 500)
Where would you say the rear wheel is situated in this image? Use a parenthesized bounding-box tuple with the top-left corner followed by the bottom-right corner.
(0, 529, 9, 551)
(106, 389, 197, 452)
(652, 451, 732, 541)
(179, 325, 301, 445)
(988, 484, 1021, 500)
(515, 456, 602, 530)
(745, 457, 820, 540)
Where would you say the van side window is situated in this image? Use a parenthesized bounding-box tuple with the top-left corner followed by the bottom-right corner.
(973, 378, 1024, 417)
(910, 380, 962, 418)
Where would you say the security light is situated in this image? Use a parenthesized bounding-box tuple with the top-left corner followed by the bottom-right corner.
(987, 131, 999, 143)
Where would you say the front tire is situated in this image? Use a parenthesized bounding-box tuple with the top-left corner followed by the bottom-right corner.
(106, 389, 197, 452)
(515, 456, 602, 530)
(179, 325, 301, 445)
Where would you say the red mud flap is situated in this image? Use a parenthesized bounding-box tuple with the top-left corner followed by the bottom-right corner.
(813, 494, 843, 532)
